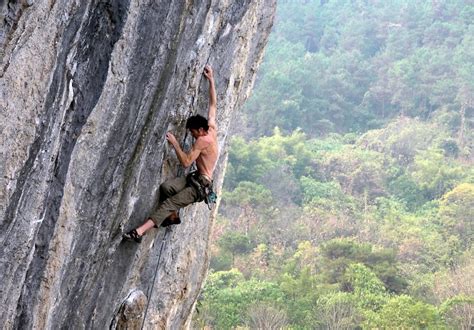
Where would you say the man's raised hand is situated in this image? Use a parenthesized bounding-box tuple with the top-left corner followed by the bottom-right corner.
(203, 65, 214, 81)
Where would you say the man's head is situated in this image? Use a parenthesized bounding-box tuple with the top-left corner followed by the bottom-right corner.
(186, 114, 209, 138)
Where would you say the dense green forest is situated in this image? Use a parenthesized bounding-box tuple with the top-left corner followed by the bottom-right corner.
(194, 0, 473, 328)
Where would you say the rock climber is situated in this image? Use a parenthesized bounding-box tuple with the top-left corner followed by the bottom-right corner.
(123, 65, 219, 243)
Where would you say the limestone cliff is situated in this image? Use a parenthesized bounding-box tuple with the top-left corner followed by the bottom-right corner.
(0, 0, 275, 328)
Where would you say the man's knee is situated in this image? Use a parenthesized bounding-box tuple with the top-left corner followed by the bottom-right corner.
(160, 198, 177, 211)
(160, 181, 174, 196)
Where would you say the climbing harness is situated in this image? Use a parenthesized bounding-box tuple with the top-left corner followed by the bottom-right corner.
(186, 171, 218, 210)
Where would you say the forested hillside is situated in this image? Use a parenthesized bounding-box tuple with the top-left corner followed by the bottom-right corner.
(193, 1, 473, 328)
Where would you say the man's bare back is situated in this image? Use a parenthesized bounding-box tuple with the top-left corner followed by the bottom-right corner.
(195, 126, 218, 179)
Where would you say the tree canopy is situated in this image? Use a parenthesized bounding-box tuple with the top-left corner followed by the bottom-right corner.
(194, 1, 473, 328)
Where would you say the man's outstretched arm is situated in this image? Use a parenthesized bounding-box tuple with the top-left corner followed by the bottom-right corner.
(203, 65, 217, 130)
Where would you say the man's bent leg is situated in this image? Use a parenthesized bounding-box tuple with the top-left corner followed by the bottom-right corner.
(124, 177, 189, 242)
(159, 177, 187, 203)
(150, 186, 198, 227)
(155, 177, 188, 228)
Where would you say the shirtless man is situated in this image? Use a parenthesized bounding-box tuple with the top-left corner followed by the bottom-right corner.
(123, 65, 218, 243)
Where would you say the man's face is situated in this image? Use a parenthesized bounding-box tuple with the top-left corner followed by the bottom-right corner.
(190, 128, 200, 139)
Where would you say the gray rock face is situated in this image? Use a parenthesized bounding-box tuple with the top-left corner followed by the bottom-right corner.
(0, 0, 275, 328)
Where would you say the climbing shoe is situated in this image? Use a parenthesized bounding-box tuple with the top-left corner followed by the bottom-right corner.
(122, 229, 142, 243)
(161, 211, 181, 227)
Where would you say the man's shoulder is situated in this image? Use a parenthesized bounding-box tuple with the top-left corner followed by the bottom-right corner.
(208, 121, 217, 130)
(195, 135, 211, 148)
(208, 126, 218, 139)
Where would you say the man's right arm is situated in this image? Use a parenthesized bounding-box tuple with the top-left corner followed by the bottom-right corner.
(203, 65, 217, 130)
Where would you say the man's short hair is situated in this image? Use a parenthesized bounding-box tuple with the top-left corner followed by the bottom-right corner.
(186, 114, 209, 131)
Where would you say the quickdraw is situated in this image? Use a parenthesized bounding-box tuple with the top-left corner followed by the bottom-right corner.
(204, 186, 218, 210)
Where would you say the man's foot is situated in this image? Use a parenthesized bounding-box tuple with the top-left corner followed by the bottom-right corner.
(122, 229, 143, 243)
(161, 211, 181, 227)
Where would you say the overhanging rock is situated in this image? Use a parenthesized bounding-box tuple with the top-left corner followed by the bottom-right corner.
(0, 0, 275, 328)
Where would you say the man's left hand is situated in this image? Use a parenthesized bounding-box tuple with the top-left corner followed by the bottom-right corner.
(166, 132, 178, 146)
